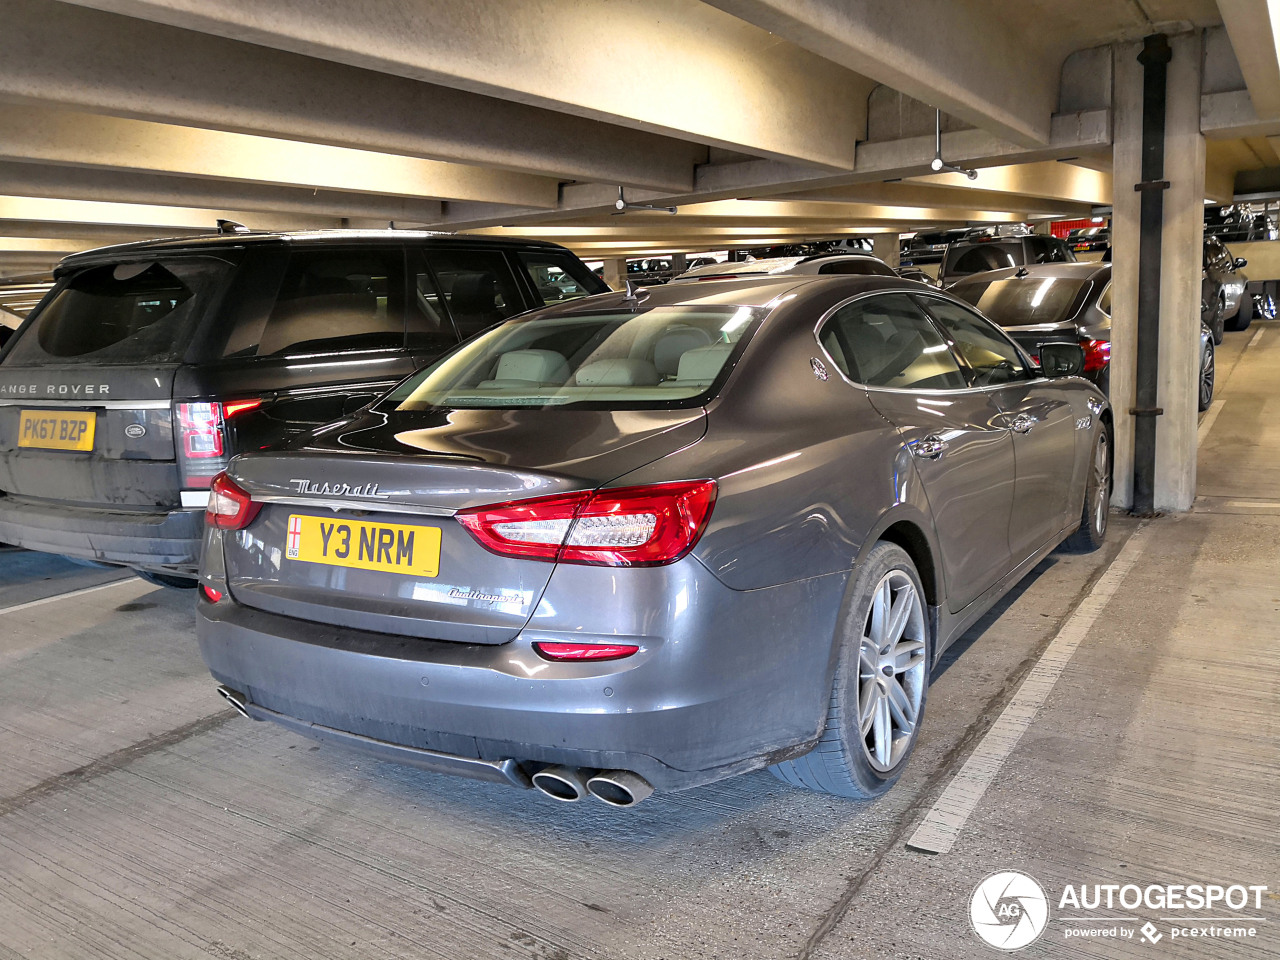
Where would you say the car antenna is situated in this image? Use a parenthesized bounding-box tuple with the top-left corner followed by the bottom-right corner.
(929, 109, 979, 180)
(614, 186, 677, 215)
(216, 219, 250, 235)
(621, 279, 650, 308)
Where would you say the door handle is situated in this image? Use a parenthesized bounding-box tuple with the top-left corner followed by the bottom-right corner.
(1010, 413, 1038, 434)
(913, 435, 948, 459)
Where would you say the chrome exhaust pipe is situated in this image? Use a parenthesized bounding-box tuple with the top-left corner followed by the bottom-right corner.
(216, 685, 251, 719)
(530, 765, 592, 802)
(586, 770, 654, 807)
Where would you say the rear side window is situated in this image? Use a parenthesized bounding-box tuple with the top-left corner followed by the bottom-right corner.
(6, 258, 233, 366)
(948, 243, 1019, 278)
(819, 294, 966, 390)
(424, 249, 526, 340)
(225, 248, 405, 358)
(518, 250, 607, 304)
(816, 259, 896, 276)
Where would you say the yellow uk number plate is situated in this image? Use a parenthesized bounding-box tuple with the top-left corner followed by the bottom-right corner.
(17, 410, 96, 452)
(285, 515, 441, 577)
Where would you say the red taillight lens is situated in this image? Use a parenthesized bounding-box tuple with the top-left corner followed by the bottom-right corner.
(200, 585, 224, 603)
(456, 479, 717, 567)
(533, 642, 640, 662)
(223, 398, 263, 419)
(206, 472, 261, 530)
(1081, 338, 1111, 374)
(177, 402, 225, 459)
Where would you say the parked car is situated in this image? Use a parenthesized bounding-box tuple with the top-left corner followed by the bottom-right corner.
(671, 253, 896, 282)
(949, 262, 1216, 412)
(1203, 236, 1250, 341)
(0, 230, 607, 587)
(198, 274, 1111, 806)
(1204, 204, 1276, 243)
(937, 235, 1075, 288)
(1067, 226, 1110, 253)
(899, 229, 969, 266)
(895, 266, 937, 285)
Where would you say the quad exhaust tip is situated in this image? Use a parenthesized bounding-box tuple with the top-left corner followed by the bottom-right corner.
(530, 765, 655, 807)
(216, 684, 251, 719)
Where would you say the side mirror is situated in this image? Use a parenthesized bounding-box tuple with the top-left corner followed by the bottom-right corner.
(1234, 257, 1248, 269)
(1038, 342, 1086, 377)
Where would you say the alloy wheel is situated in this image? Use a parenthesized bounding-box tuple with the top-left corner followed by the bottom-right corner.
(1200, 341, 1215, 410)
(1092, 432, 1110, 537)
(857, 571, 927, 772)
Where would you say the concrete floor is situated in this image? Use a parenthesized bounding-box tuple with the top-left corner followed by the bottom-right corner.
(0, 323, 1276, 959)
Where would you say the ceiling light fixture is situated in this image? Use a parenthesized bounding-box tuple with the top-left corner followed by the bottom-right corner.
(929, 109, 978, 180)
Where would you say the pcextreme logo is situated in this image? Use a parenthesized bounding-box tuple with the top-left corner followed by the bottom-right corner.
(969, 871, 1270, 951)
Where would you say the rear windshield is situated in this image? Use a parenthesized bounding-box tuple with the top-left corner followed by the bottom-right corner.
(384, 305, 764, 412)
(954, 276, 1090, 326)
(945, 242, 1022, 278)
(5, 258, 233, 366)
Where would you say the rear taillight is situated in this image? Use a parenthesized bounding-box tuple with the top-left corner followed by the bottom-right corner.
(176, 400, 262, 489)
(1081, 338, 1111, 374)
(456, 479, 717, 567)
(533, 642, 639, 661)
(206, 472, 260, 530)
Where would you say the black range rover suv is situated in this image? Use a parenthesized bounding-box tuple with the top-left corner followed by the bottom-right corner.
(0, 230, 606, 586)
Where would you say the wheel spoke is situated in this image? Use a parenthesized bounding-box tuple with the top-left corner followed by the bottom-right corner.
(892, 638, 926, 671)
(886, 678, 916, 732)
(868, 581, 890, 645)
(859, 644, 878, 679)
(859, 680, 879, 735)
(884, 585, 915, 647)
(874, 695, 892, 766)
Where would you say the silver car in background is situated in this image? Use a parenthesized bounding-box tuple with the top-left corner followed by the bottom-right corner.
(197, 276, 1111, 806)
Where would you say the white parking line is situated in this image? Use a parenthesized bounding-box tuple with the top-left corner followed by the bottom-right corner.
(0, 578, 137, 617)
(1198, 327, 1264, 443)
(906, 525, 1150, 855)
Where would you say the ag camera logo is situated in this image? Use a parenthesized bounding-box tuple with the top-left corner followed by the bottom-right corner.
(970, 871, 1050, 951)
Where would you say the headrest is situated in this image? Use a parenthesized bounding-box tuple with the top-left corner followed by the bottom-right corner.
(574, 357, 659, 386)
(676, 343, 733, 382)
(449, 273, 499, 315)
(653, 325, 714, 375)
(493, 348, 569, 384)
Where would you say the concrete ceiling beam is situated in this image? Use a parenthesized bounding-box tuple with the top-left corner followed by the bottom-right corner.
(0, 195, 343, 238)
(1216, 0, 1280, 120)
(704, 0, 1056, 146)
(0, 103, 560, 208)
(0, 0, 699, 191)
(0, 162, 448, 223)
(904, 161, 1112, 205)
(63, 0, 871, 168)
(772, 181, 1094, 218)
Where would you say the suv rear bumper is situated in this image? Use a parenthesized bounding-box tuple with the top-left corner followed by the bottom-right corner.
(0, 494, 203, 573)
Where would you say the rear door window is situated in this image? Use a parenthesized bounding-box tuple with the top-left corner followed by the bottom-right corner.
(407, 255, 460, 354)
(227, 248, 405, 358)
(6, 258, 234, 366)
(423, 249, 527, 341)
(818, 293, 967, 390)
(517, 250, 607, 305)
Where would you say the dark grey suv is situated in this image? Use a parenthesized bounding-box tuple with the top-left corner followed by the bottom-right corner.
(197, 275, 1111, 806)
(938, 235, 1076, 288)
(0, 230, 605, 585)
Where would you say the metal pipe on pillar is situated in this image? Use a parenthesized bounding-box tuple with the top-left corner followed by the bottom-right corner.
(1132, 33, 1172, 516)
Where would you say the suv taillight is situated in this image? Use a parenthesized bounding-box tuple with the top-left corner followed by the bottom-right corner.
(206, 472, 260, 530)
(1081, 339, 1111, 374)
(456, 480, 717, 567)
(175, 400, 261, 488)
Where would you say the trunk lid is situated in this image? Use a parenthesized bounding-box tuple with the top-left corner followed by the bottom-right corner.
(221, 408, 706, 642)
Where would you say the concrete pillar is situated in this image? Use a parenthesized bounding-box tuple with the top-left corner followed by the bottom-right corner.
(873, 233, 901, 269)
(602, 257, 626, 290)
(1109, 33, 1205, 512)
(671, 252, 687, 275)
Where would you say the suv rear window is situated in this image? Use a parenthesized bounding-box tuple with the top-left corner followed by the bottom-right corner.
(385, 305, 764, 411)
(947, 242, 1021, 278)
(6, 258, 233, 366)
(955, 276, 1090, 326)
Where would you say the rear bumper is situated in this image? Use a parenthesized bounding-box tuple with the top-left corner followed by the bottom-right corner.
(195, 563, 848, 793)
(0, 494, 202, 573)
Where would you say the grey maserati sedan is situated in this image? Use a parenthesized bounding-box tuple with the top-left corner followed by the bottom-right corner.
(196, 276, 1111, 806)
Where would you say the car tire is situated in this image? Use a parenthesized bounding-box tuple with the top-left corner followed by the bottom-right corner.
(768, 542, 930, 799)
(1208, 295, 1225, 344)
(1198, 336, 1215, 412)
(1224, 290, 1252, 332)
(133, 569, 199, 589)
(1064, 421, 1111, 552)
